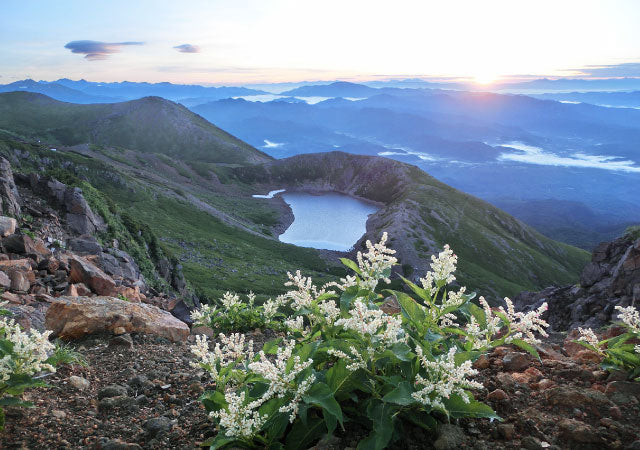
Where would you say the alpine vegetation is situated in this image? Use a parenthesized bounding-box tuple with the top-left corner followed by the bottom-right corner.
(190, 233, 550, 449)
(577, 304, 640, 380)
(0, 302, 56, 429)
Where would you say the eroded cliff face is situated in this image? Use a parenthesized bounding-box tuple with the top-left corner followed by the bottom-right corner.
(236, 152, 589, 297)
(515, 233, 640, 331)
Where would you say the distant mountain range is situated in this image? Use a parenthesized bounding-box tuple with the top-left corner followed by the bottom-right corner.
(0, 78, 266, 104)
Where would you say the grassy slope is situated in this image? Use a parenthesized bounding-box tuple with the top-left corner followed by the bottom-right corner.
(0, 132, 337, 300)
(0, 91, 271, 164)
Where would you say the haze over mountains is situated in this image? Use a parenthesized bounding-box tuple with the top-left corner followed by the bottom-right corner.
(2, 77, 639, 250)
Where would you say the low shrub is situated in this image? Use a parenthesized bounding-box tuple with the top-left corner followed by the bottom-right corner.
(190, 234, 549, 449)
(577, 305, 640, 380)
(0, 303, 56, 429)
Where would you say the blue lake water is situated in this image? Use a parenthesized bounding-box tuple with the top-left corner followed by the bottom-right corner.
(278, 192, 379, 251)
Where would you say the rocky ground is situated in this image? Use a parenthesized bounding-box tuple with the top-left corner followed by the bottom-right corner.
(1, 329, 639, 450)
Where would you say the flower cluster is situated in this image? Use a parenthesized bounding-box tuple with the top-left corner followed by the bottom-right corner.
(412, 346, 483, 410)
(354, 232, 397, 290)
(464, 297, 549, 350)
(334, 299, 404, 346)
(615, 305, 640, 333)
(1, 316, 56, 383)
(190, 333, 253, 382)
(210, 391, 268, 439)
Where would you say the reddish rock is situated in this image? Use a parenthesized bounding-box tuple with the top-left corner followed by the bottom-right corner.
(487, 389, 509, 402)
(191, 326, 214, 338)
(38, 258, 60, 274)
(563, 329, 584, 357)
(0, 259, 33, 271)
(68, 254, 116, 296)
(574, 349, 602, 364)
(503, 352, 530, 372)
(8, 270, 30, 292)
(524, 367, 544, 381)
(536, 378, 555, 390)
(2, 234, 51, 261)
(1, 291, 22, 304)
(558, 418, 603, 446)
(473, 354, 490, 369)
(0, 270, 10, 289)
(45, 296, 189, 342)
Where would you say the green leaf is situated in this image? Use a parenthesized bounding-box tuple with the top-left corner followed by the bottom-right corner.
(399, 276, 431, 304)
(262, 338, 283, 355)
(340, 258, 362, 275)
(443, 394, 500, 420)
(394, 291, 426, 327)
(511, 338, 541, 360)
(382, 381, 415, 406)
(326, 359, 354, 398)
(201, 433, 238, 449)
(467, 302, 487, 328)
(357, 400, 396, 450)
(284, 417, 325, 450)
(304, 382, 343, 425)
(454, 350, 482, 366)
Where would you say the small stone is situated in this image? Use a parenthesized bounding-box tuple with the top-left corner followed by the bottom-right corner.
(144, 416, 173, 438)
(609, 405, 622, 420)
(51, 409, 67, 419)
(69, 375, 90, 391)
(521, 436, 543, 450)
(135, 394, 149, 405)
(188, 381, 204, 395)
(503, 352, 530, 372)
(537, 379, 554, 390)
(128, 374, 153, 391)
(433, 423, 464, 450)
(487, 389, 509, 402)
(497, 423, 515, 440)
(98, 396, 137, 413)
(97, 384, 128, 400)
(109, 334, 134, 349)
(473, 354, 490, 369)
(113, 326, 127, 335)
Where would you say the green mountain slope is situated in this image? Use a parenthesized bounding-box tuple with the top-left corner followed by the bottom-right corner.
(236, 152, 590, 297)
(0, 91, 271, 164)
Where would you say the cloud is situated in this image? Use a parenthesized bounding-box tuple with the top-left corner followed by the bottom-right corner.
(571, 62, 640, 78)
(64, 40, 144, 60)
(173, 44, 200, 53)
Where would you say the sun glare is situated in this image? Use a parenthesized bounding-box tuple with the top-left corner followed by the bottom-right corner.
(473, 74, 498, 85)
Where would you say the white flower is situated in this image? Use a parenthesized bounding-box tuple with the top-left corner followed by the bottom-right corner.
(0, 317, 56, 383)
(577, 327, 600, 348)
(248, 340, 314, 422)
(327, 346, 369, 371)
(615, 305, 640, 333)
(262, 299, 279, 320)
(190, 333, 253, 381)
(210, 391, 268, 438)
(498, 298, 549, 345)
(412, 346, 482, 410)
(429, 245, 457, 285)
(221, 292, 241, 309)
(281, 271, 334, 311)
(355, 232, 397, 291)
(334, 299, 404, 346)
(318, 300, 340, 324)
(190, 304, 217, 325)
(284, 316, 305, 333)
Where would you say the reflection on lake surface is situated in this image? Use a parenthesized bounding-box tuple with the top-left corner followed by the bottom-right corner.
(279, 192, 379, 251)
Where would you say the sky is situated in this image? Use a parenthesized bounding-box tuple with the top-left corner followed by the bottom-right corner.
(2, 0, 640, 85)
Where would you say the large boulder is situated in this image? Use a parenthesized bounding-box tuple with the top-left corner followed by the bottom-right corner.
(45, 296, 189, 342)
(68, 254, 117, 296)
(2, 234, 51, 261)
(0, 157, 21, 217)
(67, 235, 103, 255)
(515, 233, 640, 331)
(28, 175, 105, 235)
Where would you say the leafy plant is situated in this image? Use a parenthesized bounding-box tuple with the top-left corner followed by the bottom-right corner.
(576, 305, 640, 380)
(48, 341, 87, 368)
(191, 292, 285, 333)
(190, 234, 549, 449)
(0, 303, 56, 430)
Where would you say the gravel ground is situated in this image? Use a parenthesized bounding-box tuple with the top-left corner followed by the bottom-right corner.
(1, 331, 639, 450)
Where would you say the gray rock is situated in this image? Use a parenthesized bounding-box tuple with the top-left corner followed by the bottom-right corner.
(0, 216, 17, 237)
(503, 352, 530, 372)
(0, 157, 21, 217)
(69, 375, 90, 391)
(144, 416, 173, 438)
(98, 384, 128, 400)
(95, 438, 142, 450)
(0, 270, 11, 289)
(67, 235, 103, 255)
(434, 424, 464, 450)
(98, 396, 137, 413)
(109, 334, 134, 349)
